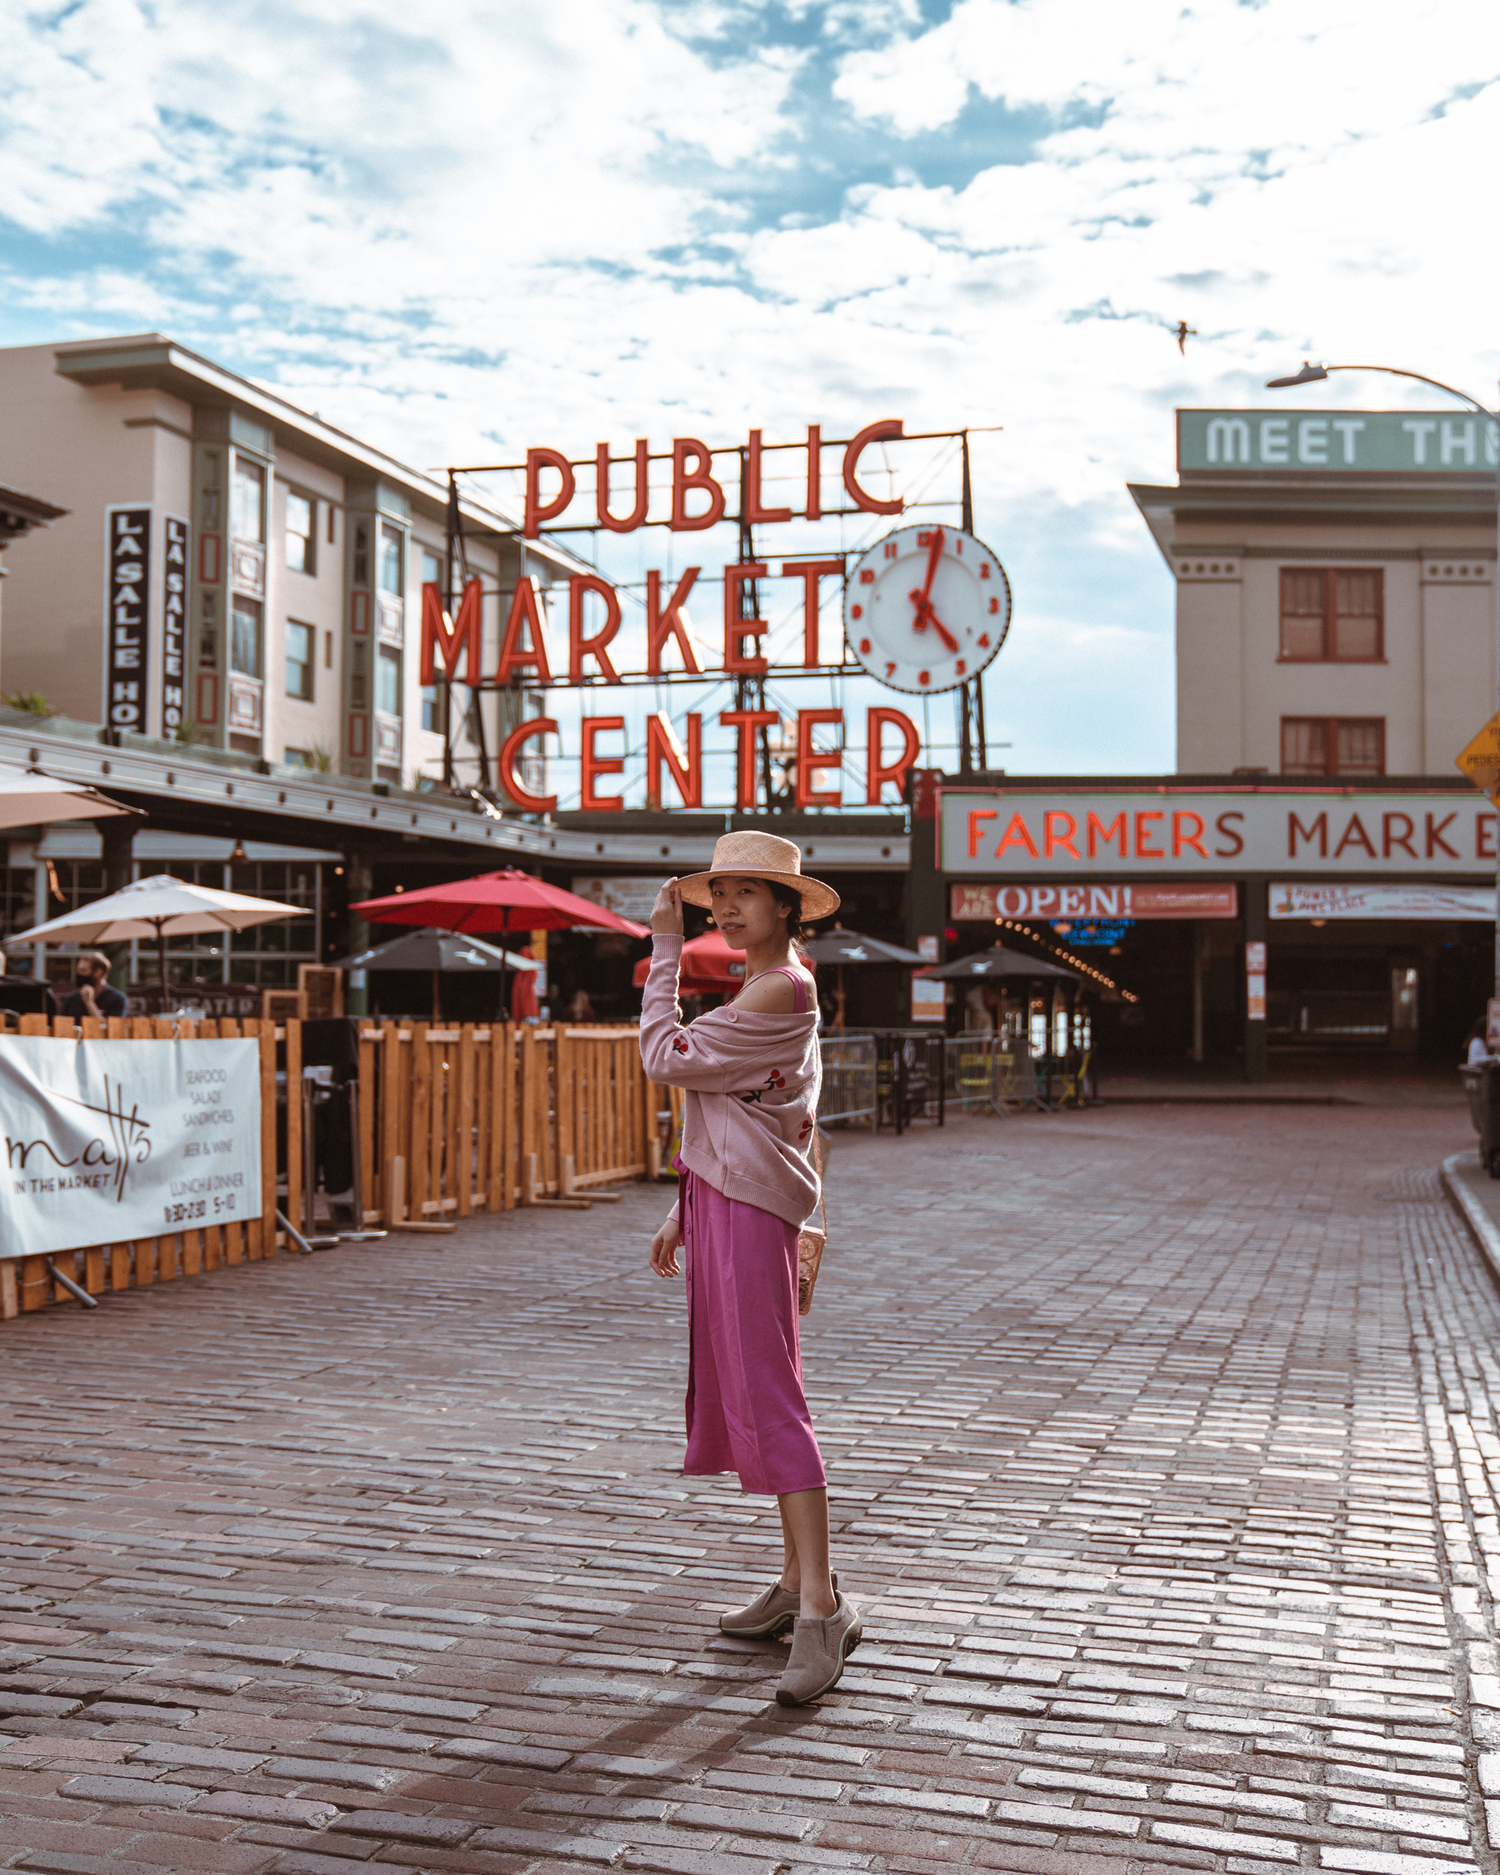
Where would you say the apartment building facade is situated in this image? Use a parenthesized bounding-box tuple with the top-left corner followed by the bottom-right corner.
(0, 334, 574, 785)
(1130, 405, 1497, 777)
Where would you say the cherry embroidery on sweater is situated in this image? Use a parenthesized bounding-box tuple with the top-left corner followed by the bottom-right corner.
(764, 1069, 786, 1090)
(671, 1036, 690, 1055)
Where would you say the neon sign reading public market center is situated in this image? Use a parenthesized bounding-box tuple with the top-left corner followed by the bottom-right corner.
(421, 421, 1013, 814)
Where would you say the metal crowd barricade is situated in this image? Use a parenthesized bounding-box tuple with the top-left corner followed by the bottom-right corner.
(945, 1033, 1002, 1113)
(818, 1033, 878, 1129)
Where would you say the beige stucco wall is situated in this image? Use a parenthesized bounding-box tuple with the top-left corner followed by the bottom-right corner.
(0, 345, 193, 724)
(1174, 513, 1495, 775)
(270, 447, 347, 765)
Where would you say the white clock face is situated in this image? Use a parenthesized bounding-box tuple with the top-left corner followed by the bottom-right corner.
(844, 524, 1011, 695)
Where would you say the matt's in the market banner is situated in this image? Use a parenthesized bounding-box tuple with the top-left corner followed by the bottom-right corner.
(0, 1038, 263, 1260)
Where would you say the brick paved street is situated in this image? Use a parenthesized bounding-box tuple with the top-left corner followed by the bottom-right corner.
(5, 1102, 1500, 1875)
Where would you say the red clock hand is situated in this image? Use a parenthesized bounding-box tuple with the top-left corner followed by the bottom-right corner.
(911, 593, 960, 653)
(919, 527, 944, 606)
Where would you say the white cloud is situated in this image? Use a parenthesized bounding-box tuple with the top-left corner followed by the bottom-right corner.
(0, 0, 1497, 783)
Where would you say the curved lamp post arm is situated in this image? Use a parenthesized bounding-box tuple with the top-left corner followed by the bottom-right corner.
(1268, 359, 1497, 422)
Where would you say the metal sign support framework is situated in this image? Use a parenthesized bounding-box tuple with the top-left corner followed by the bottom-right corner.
(438, 426, 994, 808)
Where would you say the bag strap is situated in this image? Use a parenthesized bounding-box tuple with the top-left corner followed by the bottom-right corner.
(810, 1121, 829, 1239)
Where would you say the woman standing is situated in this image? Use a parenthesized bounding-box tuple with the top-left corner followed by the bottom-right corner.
(639, 832, 860, 1706)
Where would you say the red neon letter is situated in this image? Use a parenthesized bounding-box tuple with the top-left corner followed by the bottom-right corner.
(782, 558, 844, 667)
(842, 419, 905, 516)
(495, 578, 553, 685)
(723, 562, 769, 673)
(645, 567, 702, 676)
(595, 440, 650, 533)
(671, 437, 726, 531)
(524, 448, 575, 538)
(795, 709, 843, 810)
(1172, 810, 1207, 857)
(805, 423, 822, 520)
(579, 716, 626, 812)
(418, 578, 481, 686)
(745, 428, 792, 525)
(1426, 812, 1458, 859)
(867, 706, 920, 805)
(719, 708, 779, 811)
(967, 808, 998, 858)
(645, 712, 702, 809)
(1134, 811, 1165, 858)
(1087, 811, 1127, 857)
(996, 812, 1039, 858)
(497, 717, 557, 812)
(568, 573, 622, 684)
(1043, 811, 1080, 859)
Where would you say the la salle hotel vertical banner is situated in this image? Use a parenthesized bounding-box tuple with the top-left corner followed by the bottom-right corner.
(104, 505, 151, 737)
(0, 1038, 263, 1260)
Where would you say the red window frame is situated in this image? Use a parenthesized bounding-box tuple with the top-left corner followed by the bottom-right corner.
(1280, 716, 1386, 777)
(1278, 567, 1384, 662)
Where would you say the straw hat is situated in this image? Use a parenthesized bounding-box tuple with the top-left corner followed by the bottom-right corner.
(677, 831, 840, 921)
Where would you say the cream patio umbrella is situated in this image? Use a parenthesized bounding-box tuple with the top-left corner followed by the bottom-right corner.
(0, 759, 139, 829)
(8, 873, 310, 991)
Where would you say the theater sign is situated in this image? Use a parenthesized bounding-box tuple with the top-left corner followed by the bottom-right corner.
(941, 787, 1498, 878)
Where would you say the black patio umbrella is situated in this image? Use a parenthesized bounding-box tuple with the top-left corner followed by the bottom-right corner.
(800, 928, 925, 1032)
(799, 930, 925, 966)
(333, 926, 539, 1021)
(921, 945, 1081, 982)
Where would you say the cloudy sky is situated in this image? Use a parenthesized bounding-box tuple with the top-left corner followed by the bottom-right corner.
(2, 0, 1496, 798)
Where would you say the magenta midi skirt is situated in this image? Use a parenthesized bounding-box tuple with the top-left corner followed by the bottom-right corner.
(680, 1170, 827, 1497)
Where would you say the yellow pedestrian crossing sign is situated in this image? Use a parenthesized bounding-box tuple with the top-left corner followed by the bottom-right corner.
(1457, 710, 1500, 806)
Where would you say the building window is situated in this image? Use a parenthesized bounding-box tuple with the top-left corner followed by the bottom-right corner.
(378, 522, 404, 597)
(284, 747, 315, 768)
(231, 456, 265, 544)
(285, 620, 315, 700)
(352, 520, 370, 587)
(1281, 717, 1385, 777)
(286, 492, 316, 574)
(420, 548, 444, 732)
(377, 645, 402, 716)
(1279, 568, 1383, 661)
(231, 597, 263, 677)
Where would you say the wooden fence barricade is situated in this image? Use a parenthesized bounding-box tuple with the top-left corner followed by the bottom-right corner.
(3, 1012, 687, 1321)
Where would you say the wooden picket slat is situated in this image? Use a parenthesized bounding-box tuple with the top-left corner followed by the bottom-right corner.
(257, 1017, 276, 1259)
(410, 1023, 431, 1222)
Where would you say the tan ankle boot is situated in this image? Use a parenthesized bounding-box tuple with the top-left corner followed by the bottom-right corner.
(775, 1590, 861, 1705)
(720, 1571, 838, 1640)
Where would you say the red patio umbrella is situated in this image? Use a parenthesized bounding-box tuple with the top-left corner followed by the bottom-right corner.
(632, 928, 745, 995)
(352, 869, 649, 938)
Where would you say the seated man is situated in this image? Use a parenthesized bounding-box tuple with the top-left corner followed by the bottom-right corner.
(61, 951, 128, 1022)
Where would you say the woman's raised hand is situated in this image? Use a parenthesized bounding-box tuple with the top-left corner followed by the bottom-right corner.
(650, 878, 684, 936)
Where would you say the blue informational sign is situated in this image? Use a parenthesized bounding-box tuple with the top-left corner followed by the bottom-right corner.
(1050, 919, 1132, 947)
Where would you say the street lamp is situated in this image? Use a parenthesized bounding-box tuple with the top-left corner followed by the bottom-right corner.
(1267, 358, 1500, 1004)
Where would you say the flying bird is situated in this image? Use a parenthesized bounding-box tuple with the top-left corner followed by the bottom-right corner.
(1173, 319, 1197, 355)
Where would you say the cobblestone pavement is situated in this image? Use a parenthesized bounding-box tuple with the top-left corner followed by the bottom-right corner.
(5, 1103, 1500, 1875)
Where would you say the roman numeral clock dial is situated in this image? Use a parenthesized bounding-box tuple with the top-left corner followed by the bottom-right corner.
(844, 524, 1012, 695)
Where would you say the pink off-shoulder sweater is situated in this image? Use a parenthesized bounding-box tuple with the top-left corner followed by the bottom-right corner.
(638, 933, 822, 1229)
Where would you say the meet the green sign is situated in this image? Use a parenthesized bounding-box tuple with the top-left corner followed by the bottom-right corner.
(1178, 408, 1499, 473)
